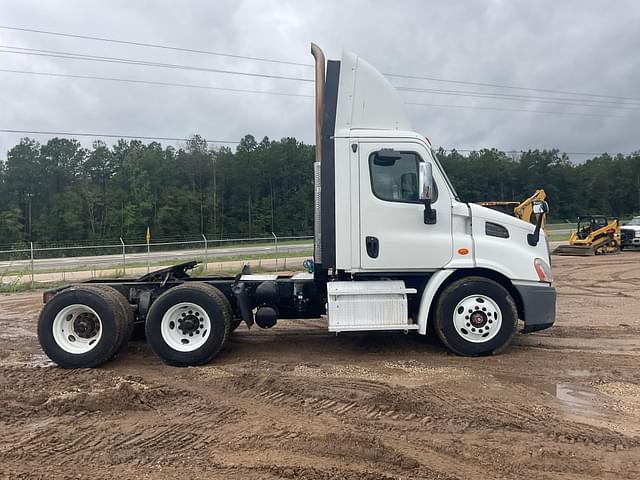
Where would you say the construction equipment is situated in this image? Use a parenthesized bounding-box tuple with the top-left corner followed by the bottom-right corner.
(479, 189, 546, 227)
(553, 216, 620, 256)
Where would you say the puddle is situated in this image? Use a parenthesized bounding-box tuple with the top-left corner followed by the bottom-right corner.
(541, 382, 604, 417)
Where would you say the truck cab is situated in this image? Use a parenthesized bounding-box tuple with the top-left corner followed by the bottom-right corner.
(313, 47, 555, 347)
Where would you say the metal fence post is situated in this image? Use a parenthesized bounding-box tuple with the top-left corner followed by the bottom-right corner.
(272, 232, 278, 272)
(202, 233, 208, 272)
(119, 237, 126, 275)
(30, 242, 34, 288)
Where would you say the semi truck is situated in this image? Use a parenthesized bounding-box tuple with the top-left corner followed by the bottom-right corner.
(36, 44, 556, 368)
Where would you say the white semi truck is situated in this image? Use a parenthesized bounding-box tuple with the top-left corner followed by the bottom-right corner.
(37, 44, 556, 368)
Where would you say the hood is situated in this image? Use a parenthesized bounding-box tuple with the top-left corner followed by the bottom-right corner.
(621, 224, 640, 231)
(470, 203, 537, 234)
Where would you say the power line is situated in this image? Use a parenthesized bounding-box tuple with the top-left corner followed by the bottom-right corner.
(2, 65, 635, 112)
(405, 101, 640, 119)
(2, 24, 637, 103)
(5, 66, 633, 112)
(3, 68, 636, 120)
(397, 86, 640, 109)
(0, 24, 312, 67)
(0, 129, 632, 157)
(1, 67, 636, 120)
(439, 149, 630, 156)
(0, 129, 240, 144)
(387, 72, 640, 103)
(0, 45, 314, 82)
(0, 68, 314, 98)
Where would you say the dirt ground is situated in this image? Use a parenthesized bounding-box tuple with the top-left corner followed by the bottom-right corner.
(1, 254, 639, 480)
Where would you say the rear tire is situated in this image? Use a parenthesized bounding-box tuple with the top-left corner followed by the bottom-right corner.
(84, 285, 135, 349)
(434, 276, 518, 356)
(146, 283, 231, 367)
(37, 287, 128, 368)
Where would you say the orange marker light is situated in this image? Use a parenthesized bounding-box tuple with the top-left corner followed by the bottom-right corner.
(457, 248, 469, 255)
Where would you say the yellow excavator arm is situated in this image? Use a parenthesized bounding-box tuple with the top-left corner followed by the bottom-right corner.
(513, 189, 546, 225)
(479, 189, 546, 226)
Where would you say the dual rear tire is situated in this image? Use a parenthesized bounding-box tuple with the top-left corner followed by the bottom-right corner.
(38, 283, 232, 368)
(38, 285, 134, 368)
(145, 283, 232, 367)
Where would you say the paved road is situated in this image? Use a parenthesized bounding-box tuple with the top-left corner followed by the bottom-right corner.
(0, 243, 313, 272)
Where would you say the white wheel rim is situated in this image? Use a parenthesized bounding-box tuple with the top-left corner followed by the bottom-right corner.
(453, 294, 502, 343)
(52, 304, 103, 354)
(160, 302, 211, 352)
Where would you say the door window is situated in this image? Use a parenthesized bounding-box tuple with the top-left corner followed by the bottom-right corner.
(369, 151, 436, 203)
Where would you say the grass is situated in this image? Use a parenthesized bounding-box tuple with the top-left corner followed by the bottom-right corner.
(547, 232, 570, 242)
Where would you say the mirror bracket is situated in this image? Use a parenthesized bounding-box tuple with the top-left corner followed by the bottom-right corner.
(424, 200, 437, 225)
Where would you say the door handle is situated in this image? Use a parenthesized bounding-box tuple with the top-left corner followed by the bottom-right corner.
(365, 236, 379, 258)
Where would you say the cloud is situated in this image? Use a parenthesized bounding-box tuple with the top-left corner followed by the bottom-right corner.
(1, 0, 638, 160)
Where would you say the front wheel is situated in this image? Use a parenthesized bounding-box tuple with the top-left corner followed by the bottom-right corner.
(434, 277, 518, 356)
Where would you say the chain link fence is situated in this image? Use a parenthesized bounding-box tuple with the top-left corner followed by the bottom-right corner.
(0, 234, 313, 289)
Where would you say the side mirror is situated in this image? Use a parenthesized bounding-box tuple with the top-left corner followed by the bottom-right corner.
(528, 201, 548, 247)
(418, 162, 433, 201)
(533, 200, 549, 215)
(418, 162, 436, 225)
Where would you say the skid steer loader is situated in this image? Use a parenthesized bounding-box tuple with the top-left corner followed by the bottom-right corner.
(553, 216, 620, 256)
(479, 189, 546, 227)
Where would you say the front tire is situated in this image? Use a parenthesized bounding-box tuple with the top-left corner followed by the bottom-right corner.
(146, 283, 231, 366)
(434, 277, 518, 356)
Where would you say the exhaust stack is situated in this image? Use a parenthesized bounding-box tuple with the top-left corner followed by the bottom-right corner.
(311, 43, 325, 265)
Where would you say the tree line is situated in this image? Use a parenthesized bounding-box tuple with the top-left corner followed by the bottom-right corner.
(0, 134, 638, 247)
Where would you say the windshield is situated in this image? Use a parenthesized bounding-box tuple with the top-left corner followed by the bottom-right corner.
(430, 148, 460, 201)
(626, 217, 640, 226)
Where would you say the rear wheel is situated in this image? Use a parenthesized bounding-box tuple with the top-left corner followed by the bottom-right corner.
(37, 287, 128, 368)
(146, 283, 231, 366)
(434, 277, 518, 356)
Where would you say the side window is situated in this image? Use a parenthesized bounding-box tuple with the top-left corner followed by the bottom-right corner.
(369, 151, 437, 203)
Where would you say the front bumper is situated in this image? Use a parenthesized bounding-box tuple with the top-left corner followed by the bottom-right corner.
(620, 229, 640, 246)
(621, 238, 640, 246)
(515, 283, 556, 333)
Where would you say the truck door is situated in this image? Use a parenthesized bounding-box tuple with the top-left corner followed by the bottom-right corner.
(359, 141, 453, 270)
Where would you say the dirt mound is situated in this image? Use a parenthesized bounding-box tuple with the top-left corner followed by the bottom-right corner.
(40, 377, 170, 414)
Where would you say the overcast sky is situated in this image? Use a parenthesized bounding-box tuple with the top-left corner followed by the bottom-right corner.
(0, 0, 639, 161)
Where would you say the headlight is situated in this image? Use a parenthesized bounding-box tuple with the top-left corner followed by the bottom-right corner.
(534, 258, 552, 282)
(634, 231, 640, 238)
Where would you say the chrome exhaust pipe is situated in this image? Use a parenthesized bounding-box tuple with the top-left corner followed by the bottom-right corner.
(311, 43, 325, 264)
(311, 43, 325, 163)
